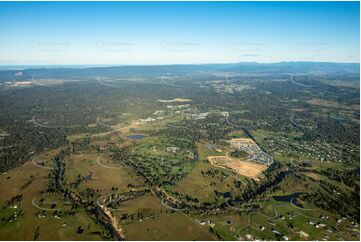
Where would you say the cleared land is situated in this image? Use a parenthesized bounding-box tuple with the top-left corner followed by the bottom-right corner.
(208, 156, 266, 180)
(172, 161, 246, 203)
(118, 195, 214, 240)
(306, 98, 358, 110)
(0, 158, 106, 240)
(65, 152, 143, 196)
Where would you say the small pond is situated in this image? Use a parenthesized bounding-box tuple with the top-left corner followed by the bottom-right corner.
(355, 167, 360, 177)
(127, 134, 146, 140)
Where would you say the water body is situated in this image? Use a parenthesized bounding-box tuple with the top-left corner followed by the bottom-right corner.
(127, 134, 145, 140)
(205, 144, 216, 150)
(355, 167, 360, 177)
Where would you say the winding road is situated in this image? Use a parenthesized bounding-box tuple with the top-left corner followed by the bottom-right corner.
(289, 75, 313, 87)
(31, 115, 80, 129)
(31, 197, 64, 211)
(32, 157, 53, 170)
(96, 156, 122, 170)
(289, 114, 314, 129)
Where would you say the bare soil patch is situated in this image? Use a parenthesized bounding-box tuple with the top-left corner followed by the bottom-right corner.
(207, 156, 266, 180)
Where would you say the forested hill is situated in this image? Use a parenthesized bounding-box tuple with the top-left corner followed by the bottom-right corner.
(0, 62, 359, 83)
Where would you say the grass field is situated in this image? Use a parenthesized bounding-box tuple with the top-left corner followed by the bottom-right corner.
(33, 147, 65, 168)
(118, 195, 214, 240)
(307, 98, 358, 110)
(196, 142, 228, 160)
(65, 152, 143, 196)
(0, 157, 107, 240)
(172, 161, 244, 203)
(197, 212, 249, 240)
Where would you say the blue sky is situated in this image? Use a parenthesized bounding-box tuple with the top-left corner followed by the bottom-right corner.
(0, 1, 359, 65)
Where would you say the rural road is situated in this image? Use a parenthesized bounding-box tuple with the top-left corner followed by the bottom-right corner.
(96, 156, 122, 170)
(32, 197, 61, 211)
(32, 157, 53, 170)
(289, 75, 313, 87)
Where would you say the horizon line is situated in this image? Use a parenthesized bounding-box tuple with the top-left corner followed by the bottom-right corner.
(0, 60, 360, 68)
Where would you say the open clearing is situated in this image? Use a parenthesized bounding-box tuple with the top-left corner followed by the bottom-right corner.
(208, 156, 266, 180)
(306, 98, 358, 110)
(172, 162, 244, 203)
(0, 158, 105, 240)
(65, 152, 143, 196)
(119, 195, 214, 241)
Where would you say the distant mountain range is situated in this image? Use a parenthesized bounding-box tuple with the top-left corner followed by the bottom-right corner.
(0, 62, 359, 83)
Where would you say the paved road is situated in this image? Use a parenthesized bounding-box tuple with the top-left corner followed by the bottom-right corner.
(96, 156, 122, 170)
(31, 115, 80, 128)
(32, 157, 53, 170)
(289, 75, 313, 87)
(289, 114, 314, 129)
(32, 197, 61, 211)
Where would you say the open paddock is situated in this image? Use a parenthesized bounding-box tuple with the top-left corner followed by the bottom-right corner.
(65, 152, 143, 195)
(0, 156, 106, 240)
(118, 195, 214, 241)
(172, 162, 245, 203)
